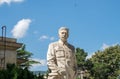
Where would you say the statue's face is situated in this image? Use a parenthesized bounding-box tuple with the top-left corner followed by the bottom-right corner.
(58, 29, 69, 42)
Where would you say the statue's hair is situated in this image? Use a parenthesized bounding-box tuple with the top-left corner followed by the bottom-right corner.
(58, 27, 69, 33)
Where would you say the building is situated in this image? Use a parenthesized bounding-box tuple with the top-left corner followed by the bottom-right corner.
(0, 37, 22, 69)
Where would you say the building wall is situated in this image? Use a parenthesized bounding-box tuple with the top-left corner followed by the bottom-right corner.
(0, 50, 4, 68)
(0, 50, 16, 68)
(0, 37, 22, 69)
(5, 50, 17, 65)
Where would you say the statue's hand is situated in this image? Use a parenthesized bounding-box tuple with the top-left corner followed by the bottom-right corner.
(58, 68, 66, 75)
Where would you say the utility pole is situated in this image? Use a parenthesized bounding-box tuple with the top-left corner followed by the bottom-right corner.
(1, 26, 6, 69)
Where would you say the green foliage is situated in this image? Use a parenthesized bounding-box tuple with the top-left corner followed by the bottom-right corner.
(89, 44, 120, 79)
(76, 45, 120, 79)
(17, 44, 40, 68)
(0, 64, 44, 79)
(76, 48, 88, 70)
(76, 48, 94, 79)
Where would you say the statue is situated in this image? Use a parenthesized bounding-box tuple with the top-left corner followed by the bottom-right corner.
(47, 27, 77, 79)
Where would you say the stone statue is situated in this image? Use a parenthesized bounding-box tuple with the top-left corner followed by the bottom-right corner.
(47, 27, 77, 79)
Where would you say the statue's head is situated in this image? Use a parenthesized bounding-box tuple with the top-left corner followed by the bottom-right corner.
(58, 27, 69, 42)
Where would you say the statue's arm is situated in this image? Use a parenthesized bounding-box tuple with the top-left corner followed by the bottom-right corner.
(47, 43, 58, 73)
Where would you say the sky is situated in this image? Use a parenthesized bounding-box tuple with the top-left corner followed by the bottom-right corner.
(0, 0, 120, 71)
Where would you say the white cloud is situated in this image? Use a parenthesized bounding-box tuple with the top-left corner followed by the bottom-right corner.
(86, 52, 95, 59)
(33, 31, 38, 34)
(11, 19, 31, 39)
(101, 43, 119, 50)
(31, 58, 47, 66)
(30, 58, 47, 71)
(86, 43, 119, 59)
(39, 35, 55, 41)
(87, 43, 119, 59)
(39, 35, 49, 40)
(101, 43, 109, 50)
(50, 37, 55, 41)
(0, 0, 24, 5)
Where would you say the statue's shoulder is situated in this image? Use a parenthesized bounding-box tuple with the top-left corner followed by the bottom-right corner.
(67, 43, 75, 50)
(49, 41, 59, 47)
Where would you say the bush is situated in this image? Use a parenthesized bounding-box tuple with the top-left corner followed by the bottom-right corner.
(0, 64, 44, 79)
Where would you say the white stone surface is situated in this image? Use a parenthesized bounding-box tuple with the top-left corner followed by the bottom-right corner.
(47, 27, 77, 79)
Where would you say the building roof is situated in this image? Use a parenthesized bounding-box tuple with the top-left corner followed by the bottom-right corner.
(0, 37, 23, 50)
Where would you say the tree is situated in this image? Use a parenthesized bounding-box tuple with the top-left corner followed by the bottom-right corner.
(89, 44, 120, 79)
(17, 44, 40, 68)
(76, 48, 88, 70)
(0, 64, 44, 79)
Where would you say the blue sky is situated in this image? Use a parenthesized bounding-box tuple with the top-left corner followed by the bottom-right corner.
(0, 0, 120, 71)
